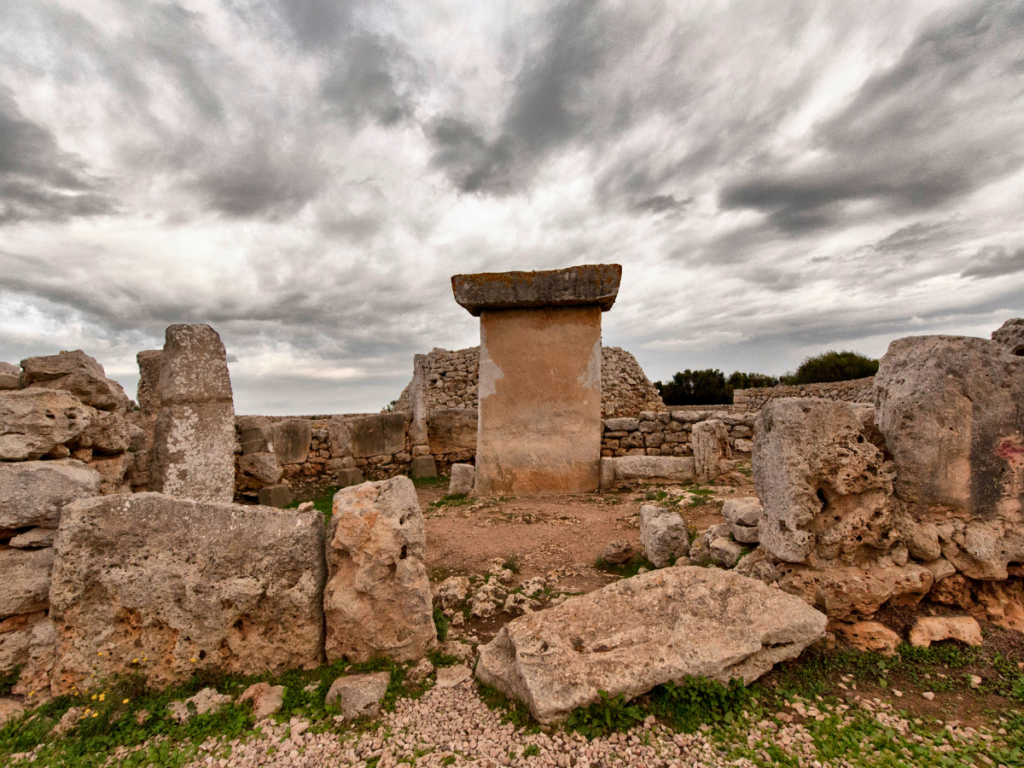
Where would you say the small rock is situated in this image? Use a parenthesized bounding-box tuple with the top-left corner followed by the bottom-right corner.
(518, 577, 547, 598)
(51, 706, 82, 735)
(135, 709, 150, 725)
(238, 682, 285, 720)
(832, 621, 902, 656)
(908, 616, 983, 648)
(435, 665, 473, 688)
(709, 536, 745, 568)
(922, 691, 935, 701)
(504, 593, 539, 616)
(168, 687, 232, 724)
(435, 576, 471, 610)
(601, 540, 635, 565)
(969, 674, 982, 688)
(440, 640, 475, 663)
(406, 658, 435, 685)
(325, 672, 390, 720)
(297, 501, 314, 512)
(640, 505, 690, 568)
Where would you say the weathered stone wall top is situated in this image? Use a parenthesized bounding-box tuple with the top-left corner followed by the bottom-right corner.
(452, 265, 622, 316)
(733, 376, 875, 411)
(393, 345, 663, 418)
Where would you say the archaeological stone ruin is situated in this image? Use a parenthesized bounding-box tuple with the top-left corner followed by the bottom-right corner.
(2, 267, 1024, 733)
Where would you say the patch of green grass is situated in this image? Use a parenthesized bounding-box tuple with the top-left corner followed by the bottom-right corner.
(594, 555, 655, 578)
(652, 676, 750, 733)
(426, 650, 461, 669)
(432, 608, 449, 643)
(644, 490, 669, 502)
(412, 476, 448, 489)
(522, 743, 540, 757)
(428, 493, 472, 509)
(502, 555, 520, 574)
(565, 690, 645, 740)
(285, 486, 338, 525)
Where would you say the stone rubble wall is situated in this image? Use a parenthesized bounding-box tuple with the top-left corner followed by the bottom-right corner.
(733, 377, 875, 411)
(393, 345, 664, 419)
(602, 410, 757, 458)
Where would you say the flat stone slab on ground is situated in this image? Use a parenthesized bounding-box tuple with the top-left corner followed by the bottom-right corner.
(475, 566, 826, 723)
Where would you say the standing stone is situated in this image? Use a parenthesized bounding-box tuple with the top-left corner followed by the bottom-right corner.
(448, 463, 475, 495)
(692, 419, 730, 483)
(272, 419, 312, 465)
(20, 350, 130, 413)
(0, 390, 92, 461)
(874, 334, 1024, 580)
(0, 362, 20, 390)
(324, 476, 435, 663)
(327, 416, 352, 457)
(150, 325, 236, 503)
(452, 265, 621, 495)
(0, 460, 101, 529)
(50, 493, 326, 692)
(639, 505, 690, 567)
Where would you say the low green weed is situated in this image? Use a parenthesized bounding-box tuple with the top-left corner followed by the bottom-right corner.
(432, 608, 449, 643)
(594, 555, 655, 578)
(565, 691, 644, 739)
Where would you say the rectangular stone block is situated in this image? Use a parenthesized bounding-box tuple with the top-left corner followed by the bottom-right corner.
(150, 402, 237, 503)
(452, 265, 622, 317)
(427, 408, 478, 454)
(611, 455, 695, 486)
(50, 493, 326, 693)
(272, 419, 312, 464)
(349, 413, 406, 458)
(475, 306, 603, 495)
(0, 459, 101, 529)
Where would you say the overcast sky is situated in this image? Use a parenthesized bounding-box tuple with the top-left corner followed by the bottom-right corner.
(1, 0, 1022, 415)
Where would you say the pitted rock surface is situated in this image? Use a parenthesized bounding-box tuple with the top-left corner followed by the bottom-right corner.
(20, 350, 129, 413)
(475, 566, 826, 723)
(0, 390, 93, 461)
(0, 459, 101, 528)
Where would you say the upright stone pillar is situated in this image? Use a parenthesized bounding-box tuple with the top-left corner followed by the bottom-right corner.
(149, 324, 236, 502)
(452, 265, 621, 495)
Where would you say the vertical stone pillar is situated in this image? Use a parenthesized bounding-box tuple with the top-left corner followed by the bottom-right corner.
(149, 324, 236, 502)
(452, 265, 621, 495)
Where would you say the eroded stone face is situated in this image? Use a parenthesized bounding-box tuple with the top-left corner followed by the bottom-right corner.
(475, 566, 826, 724)
(992, 318, 1024, 356)
(427, 409, 477, 454)
(20, 350, 130, 413)
(0, 459, 101, 529)
(874, 335, 1024, 580)
(324, 476, 435, 663)
(475, 306, 603, 495)
(0, 390, 93, 461)
(50, 493, 326, 693)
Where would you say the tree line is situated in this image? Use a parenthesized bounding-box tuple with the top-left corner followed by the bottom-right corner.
(654, 350, 879, 406)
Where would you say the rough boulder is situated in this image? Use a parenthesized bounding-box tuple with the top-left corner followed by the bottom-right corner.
(475, 566, 826, 723)
(20, 350, 130, 413)
(324, 476, 436, 663)
(49, 493, 326, 692)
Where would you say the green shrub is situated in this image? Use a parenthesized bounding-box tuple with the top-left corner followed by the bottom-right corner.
(432, 607, 449, 643)
(782, 350, 879, 385)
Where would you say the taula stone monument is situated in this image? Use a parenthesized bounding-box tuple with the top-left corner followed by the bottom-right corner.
(452, 265, 621, 495)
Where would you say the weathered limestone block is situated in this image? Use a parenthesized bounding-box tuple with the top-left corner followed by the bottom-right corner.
(50, 493, 326, 692)
(874, 334, 1024, 580)
(0, 459, 101, 528)
(150, 325, 236, 503)
(992, 318, 1024, 356)
(832, 621, 901, 655)
(428, 409, 477, 454)
(239, 682, 285, 720)
(475, 567, 826, 723)
(135, 350, 165, 414)
(272, 419, 312, 465)
(238, 452, 282, 488)
(0, 548, 54, 620)
(639, 506, 689, 567)
(452, 264, 622, 316)
(722, 498, 763, 544)
(237, 415, 274, 455)
(327, 416, 352, 457)
(0, 362, 20, 390)
(73, 409, 132, 454)
(776, 563, 933, 619)
(693, 419, 731, 483)
(325, 672, 390, 719)
(168, 688, 231, 723)
(410, 455, 437, 478)
(604, 417, 639, 432)
(9, 528, 57, 548)
(20, 350, 129, 413)
(0, 390, 92, 461)
(88, 453, 132, 495)
(908, 616, 983, 648)
(448, 463, 475, 495)
(349, 413, 406, 458)
(608, 456, 695, 487)
(258, 484, 293, 508)
(151, 402, 236, 502)
(324, 476, 435, 663)
(753, 399, 898, 565)
(0, 617, 57, 696)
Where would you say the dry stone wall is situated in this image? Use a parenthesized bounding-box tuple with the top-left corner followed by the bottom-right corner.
(601, 410, 755, 458)
(733, 377, 874, 411)
(394, 345, 664, 419)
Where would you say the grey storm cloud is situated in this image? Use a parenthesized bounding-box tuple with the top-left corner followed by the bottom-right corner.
(1, 0, 1023, 414)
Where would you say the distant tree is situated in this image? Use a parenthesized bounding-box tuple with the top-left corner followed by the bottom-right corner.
(655, 369, 731, 406)
(784, 350, 879, 385)
(727, 372, 779, 390)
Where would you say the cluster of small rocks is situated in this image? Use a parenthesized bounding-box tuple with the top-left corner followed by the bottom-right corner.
(602, 411, 755, 458)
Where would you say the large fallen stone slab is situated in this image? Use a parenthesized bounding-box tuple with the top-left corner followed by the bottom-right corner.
(606, 456, 695, 488)
(0, 459, 101, 529)
(50, 493, 326, 693)
(0, 389, 93, 461)
(475, 566, 826, 723)
(874, 334, 1024, 580)
(20, 350, 130, 413)
(324, 476, 435, 663)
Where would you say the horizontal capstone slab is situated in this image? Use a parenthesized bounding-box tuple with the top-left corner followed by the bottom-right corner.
(452, 265, 622, 316)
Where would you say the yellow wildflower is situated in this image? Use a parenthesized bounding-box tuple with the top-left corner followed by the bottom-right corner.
(98, 693, 105, 702)
(91, 694, 97, 701)
(92, 712, 99, 718)
(123, 698, 130, 704)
